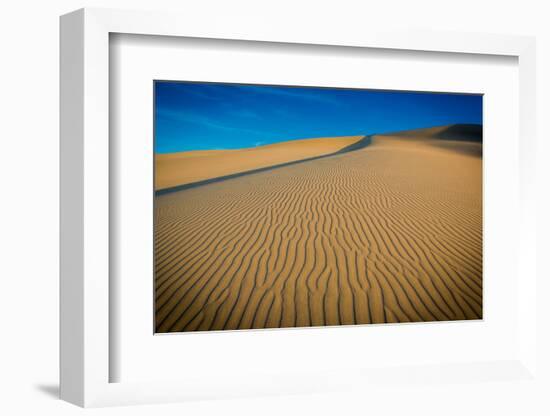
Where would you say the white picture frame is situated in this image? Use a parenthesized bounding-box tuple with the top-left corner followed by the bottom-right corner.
(60, 7, 538, 408)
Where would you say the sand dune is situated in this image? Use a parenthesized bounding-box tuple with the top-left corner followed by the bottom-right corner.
(383, 124, 482, 142)
(381, 124, 483, 157)
(155, 125, 482, 332)
(155, 135, 365, 190)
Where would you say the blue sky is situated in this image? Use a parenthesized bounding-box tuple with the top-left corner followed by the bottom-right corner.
(155, 81, 482, 154)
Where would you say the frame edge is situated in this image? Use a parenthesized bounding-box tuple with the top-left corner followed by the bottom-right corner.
(59, 8, 85, 407)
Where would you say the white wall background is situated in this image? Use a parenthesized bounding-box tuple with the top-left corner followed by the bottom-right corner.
(0, 0, 548, 415)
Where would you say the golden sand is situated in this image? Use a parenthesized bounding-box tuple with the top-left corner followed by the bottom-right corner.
(155, 128, 482, 332)
(155, 135, 364, 190)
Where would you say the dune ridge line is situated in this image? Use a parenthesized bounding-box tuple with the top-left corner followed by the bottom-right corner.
(156, 135, 372, 195)
(155, 135, 369, 192)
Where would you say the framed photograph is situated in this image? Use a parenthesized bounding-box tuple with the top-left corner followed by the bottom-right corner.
(60, 8, 538, 408)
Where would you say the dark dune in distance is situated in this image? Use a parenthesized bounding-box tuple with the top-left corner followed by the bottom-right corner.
(155, 124, 483, 332)
(381, 123, 482, 142)
(381, 124, 483, 157)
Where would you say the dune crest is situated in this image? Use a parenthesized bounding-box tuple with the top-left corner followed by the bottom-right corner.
(155, 135, 365, 191)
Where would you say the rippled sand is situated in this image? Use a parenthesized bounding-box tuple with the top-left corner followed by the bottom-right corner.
(155, 127, 482, 332)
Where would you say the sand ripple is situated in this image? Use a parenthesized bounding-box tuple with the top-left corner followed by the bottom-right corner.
(155, 134, 482, 332)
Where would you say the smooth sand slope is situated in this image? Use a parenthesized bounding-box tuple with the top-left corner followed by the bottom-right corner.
(155, 125, 482, 332)
(155, 135, 365, 190)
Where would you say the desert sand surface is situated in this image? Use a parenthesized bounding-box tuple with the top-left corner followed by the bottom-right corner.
(155, 135, 365, 190)
(155, 124, 482, 332)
